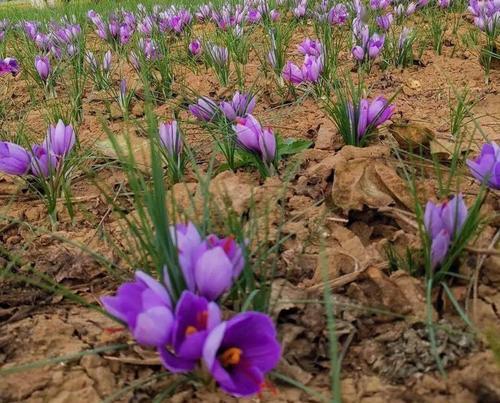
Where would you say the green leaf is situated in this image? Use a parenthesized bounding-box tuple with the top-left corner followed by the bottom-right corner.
(277, 137, 312, 157)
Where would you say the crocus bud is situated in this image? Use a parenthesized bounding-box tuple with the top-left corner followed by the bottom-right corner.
(103, 50, 112, 71)
(188, 97, 218, 121)
(376, 13, 393, 31)
(0, 57, 19, 76)
(188, 39, 202, 56)
(466, 141, 500, 189)
(270, 9, 281, 21)
(424, 195, 468, 268)
(30, 145, 57, 177)
(368, 33, 385, 58)
(352, 45, 365, 61)
(298, 38, 323, 57)
(101, 271, 174, 346)
(234, 114, 276, 163)
(282, 61, 304, 84)
(35, 55, 51, 82)
(0, 141, 31, 176)
(159, 121, 183, 156)
(45, 120, 76, 157)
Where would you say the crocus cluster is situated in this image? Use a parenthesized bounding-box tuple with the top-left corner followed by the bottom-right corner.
(468, 0, 500, 35)
(233, 114, 277, 164)
(282, 38, 324, 85)
(467, 141, 500, 189)
(87, 10, 135, 47)
(219, 91, 256, 121)
(350, 96, 395, 141)
(0, 120, 75, 177)
(352, 21, 385, 63)
(0, 57, 19, 76)
(101, 223, 281, 397)
(424, 195, 468, 268)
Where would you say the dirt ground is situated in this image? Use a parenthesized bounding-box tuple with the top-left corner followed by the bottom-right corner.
(1, 19, 500, 403)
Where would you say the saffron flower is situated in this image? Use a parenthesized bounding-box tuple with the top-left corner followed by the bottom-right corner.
(30, 145, 57, 177)
(203, 312, 281, 397)
(219, 92, 256, 121)
(234, 114, 277, 164)
(159, 291, 221, 372)
(376, 13, 393, 31)
(188, 39, 202, 56)
(298, 38, 322, 57)
(466, 142, 500, 189)
(282, 61, 304, 84)
(301, 55, 323, 82)
(0, 141, 31, 176)
(0, 57, 19, 76)
(188, 97, 219, 122)
(35, 55, 51, 82)
(355, 96, 395, 139)
(159, 121, 183, 157)
(168, 224, 245, 301)
(424, 195, 468, 269)
(328, 4, 349, 24)
(45, 120, 76, 157)
(101, 271, 174, 346)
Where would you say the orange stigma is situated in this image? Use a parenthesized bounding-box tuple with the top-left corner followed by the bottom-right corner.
(185, 326, 197, 336)
(197, 310, 208, 329)
(219, 347, 243, 367)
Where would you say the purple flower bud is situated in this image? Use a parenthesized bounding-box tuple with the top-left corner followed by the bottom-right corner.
(328, 4, 349, 24)
(35, 55, 51, 82)
(0, 141, 31, 175)
(466, 141, 500, 189)
(298, 38, 323, 57)
(234, 115, 276, 163)
(103, 50, 112, 71)
(247, 8, 262, 24)
(220, 92, 256, 121)
(119, 24, 132, 45)
(188, 39, 202, 56)
(30, 145, 57, 177)
(352, 45, 365, 61)
(376, 13, 393, 31)
(368, 33, 385, 58)
(159, 291, 221, 373)
(301, 55, 323, 82)
(282, 61, 304, 84)
(159, 121, 183, 157)
(188, 97, 219, 122)
(0, 57, 19, 76)
(406, 2, 417, 15)
(270, 9, 281, 21)
(203, 312, 281, 397)
(45, 120, 76, 157)
(424, 195, 468, 268)
(101, 271, 173, 346)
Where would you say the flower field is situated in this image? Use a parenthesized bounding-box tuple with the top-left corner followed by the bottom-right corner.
(0, 0, 499, 401)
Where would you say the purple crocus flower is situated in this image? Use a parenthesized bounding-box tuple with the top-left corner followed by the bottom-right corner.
(101, 271, 174, 346)
(45, 120, 76, 157)
(368, 33, 385, 58)
(139, 38, 160, 60)
(35, 55, 51, 82)
(370, 0, 392, 9)
(298, 38, 323, 57)
(353, 96, 395, 140)
(119, 24, 132, 45)
(247, 8, 262, 23)
(188, 97, 219, 122)
(301, 55, 323, 82)
(0, 57, 19, 76)
(293, 0, 307, 18)
(159, 121, 183, 157)
(219, 92, 256, 121)
(376, 13, 393, 31)
(30, 145, 57, 177)
(159, 291, 221, 372)
(234, 115, 276, 163)
(424, 195, 468, 268)
(328, 4, 349, 24)
(438, 0, 451, 7)
(270, 9, 281, 21)
(282, 61, 304, 84)
(352, 46, 365, 61)
(188, 39, 202, 56)
(466, 142, 500, 189)
(203, 312, 281, 397)
(103, 50, 112, 72)
(0, 142, 31, 176)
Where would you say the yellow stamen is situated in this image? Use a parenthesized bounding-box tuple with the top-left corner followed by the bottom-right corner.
(219, 347, 243, 367)
(185, 325, 197, 336)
